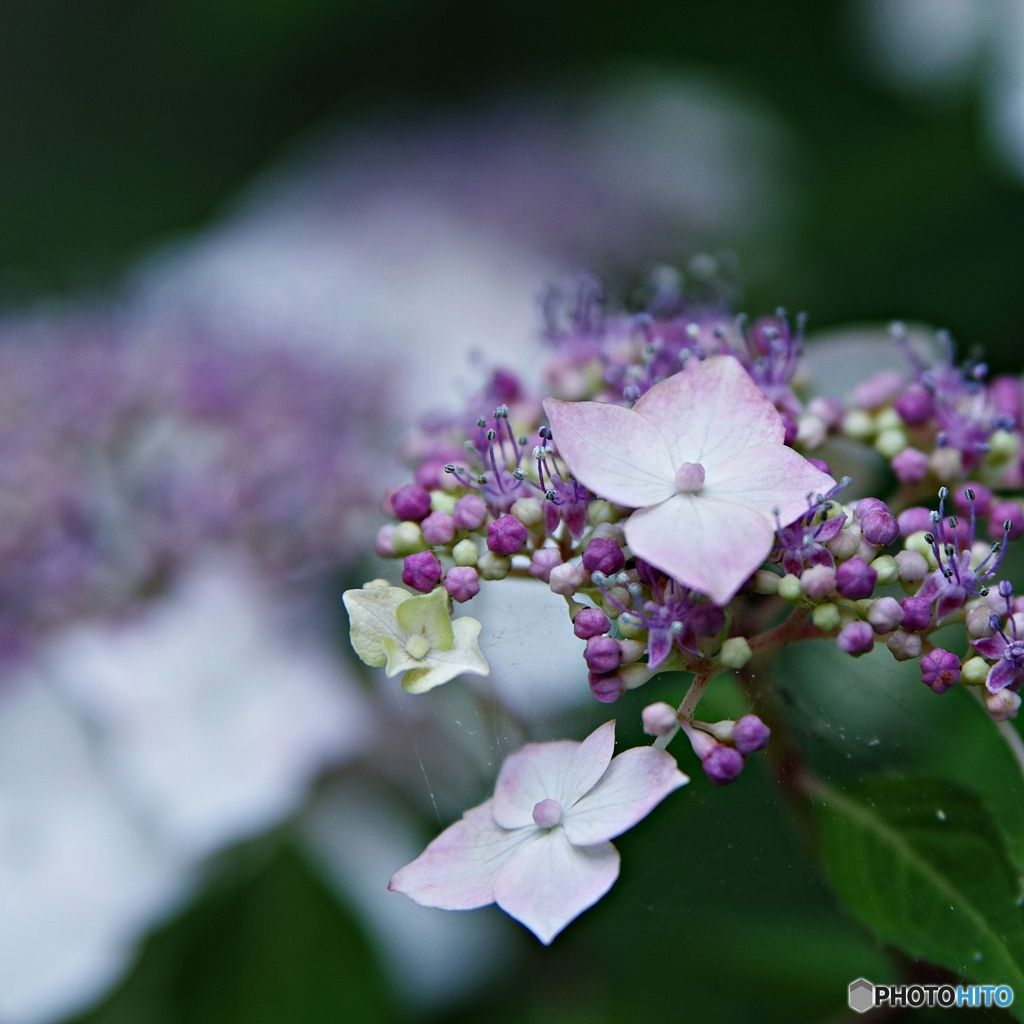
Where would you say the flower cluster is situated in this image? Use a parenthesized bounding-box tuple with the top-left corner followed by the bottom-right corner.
(345, 270, 1024, 943)
(0, 319, 382, 665)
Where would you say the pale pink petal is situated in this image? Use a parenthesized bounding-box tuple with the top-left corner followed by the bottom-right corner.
(542, 398, 676, 508)
(705, 445, 836, 526)
(493, 828, 620, 944)
(624, 493, 775, 604)
(388, 799, 539, 910)
(632, 356, 784, 472)
(492, 721, 616, 829)
(562, 746, 688, 846)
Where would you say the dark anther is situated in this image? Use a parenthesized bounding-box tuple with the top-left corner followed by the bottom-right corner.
(444, 464, 455, 473)
(948, 516, 958, 528)
(486, 429, 496, 441)
(545, 489, 557, 501)
(1005, 520, 1013, 532)
(924, 533, 935, 545)
(966, 489, 976, 501)
(943, 569, 953, 578)
(512, 468, 526, 480)
(477, 475, 487, 485)
(518, 437, 528, 446)
(477, 418, 487, 428)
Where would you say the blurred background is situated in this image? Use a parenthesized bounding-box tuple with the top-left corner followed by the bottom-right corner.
(1, 0, 1023, 1022)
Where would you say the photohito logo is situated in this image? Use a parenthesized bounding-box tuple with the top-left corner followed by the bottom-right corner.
(848, 978, 1014, 1012)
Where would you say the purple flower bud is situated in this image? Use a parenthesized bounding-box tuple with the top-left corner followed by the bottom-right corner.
(835, 557, 877, 600)
(801, 564, 836, 599)
(853, 370, 903, 410)
(898, 507, 934, 537)
(887, 629, 922, 661)
(867, 596, 904, 634)
(953, 483, 992, 517)
(414, 461, 445, 490)
(486, 514, 527, 555)
(452, 493, 487, 530)
(807, 396, 844, 429)
(402, 551, 442, 592)
(392, 484, 432, 522)
(582, 537, 625, 576)
(528, 548, 562, 582)
(584, 635, 622, 674)
(733, 714, 771, 754)
(574, 607, 611, 640)
(894, 549, 929, 582)
(374, 524, 396, 558)
(837, 621, 874, 656)
(900, 596, 932, 632)
(920, 648, 960, 694)
(420, 510, 455, 546)
(642, 702, 679, 737)
(589, 671, 625, 703)
(990, 500, 1024, 541)
(807, 457, 831, 474)
(894, 383, 934, 425)
(444, 566, 479, 603)
(856, 500, 899, 547)
(703, 745, 745, 786)
(891, 447, 929, 483)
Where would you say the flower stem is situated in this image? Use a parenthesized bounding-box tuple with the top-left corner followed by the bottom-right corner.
(677, 671, 713, 720)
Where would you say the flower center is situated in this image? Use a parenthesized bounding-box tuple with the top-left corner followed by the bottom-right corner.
(532, 798, 563, 828)
(674, 461, 706, 493)
(405, 634, 431, 660)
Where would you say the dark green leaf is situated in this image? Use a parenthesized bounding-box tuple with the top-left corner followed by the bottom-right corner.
(813, 775, 1024, 1017)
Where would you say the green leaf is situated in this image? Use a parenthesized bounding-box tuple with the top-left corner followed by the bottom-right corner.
(812, 775, 1024, 1015)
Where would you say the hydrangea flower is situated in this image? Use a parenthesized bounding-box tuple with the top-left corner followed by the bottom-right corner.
(543, 356, 835, 604)
(343, 582, 489, 693)
(388, 721, 687, 943)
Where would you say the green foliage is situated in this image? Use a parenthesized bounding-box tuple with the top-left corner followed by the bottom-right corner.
(813, 775, 1024, 1018)
(72, 841, 387, 1024)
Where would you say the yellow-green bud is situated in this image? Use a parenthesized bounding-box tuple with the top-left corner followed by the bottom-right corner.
(986, 428, 1021, 465)
(751, 569, 780, 594)
(477, 551, 510, 580)
(392, 521, 426, 555)
(875, 428, 908, 459)
(870, 554, 900, 586)
(588, 500, 617, 524)
(874, 407, 902, 432)
(616, 612, 647, 639)
(719, 636, 752, 670)
(777, 574, 803, 603)
(842, 409, 874, 440)
(601, 586, 631, 618)
(812, 602, 842, 632)
(451, 538, 479, 566)
(961, 657, 991, 687)
(929, 446, 963, 482)
(510, 497, 544, 528)
(904, 530, 939, 569)
(429, 490, 457, 515)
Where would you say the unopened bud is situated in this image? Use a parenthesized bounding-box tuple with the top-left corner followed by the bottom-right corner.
(601, 586, 631, 618)
(591, 522, 625, 545)
(778, 574, 803, 603)
(733, 714, 771, 754)
(966, 605, 996, 638)
(886, 629, 922, 661)
(842, 409, 874, 440)
(477, 551, 511, 580)
(827, 524, 862, 561)
(588, 500, 617, 524)
(799, 564, 836, 599)
(375, 524, 397, 558)
(960, 657, 991, 686)
(929, 446, 963, 482)
(510, 497, 544, 528)
(451, 538, 479, 567)
(867, 596, 904, 634)
(392, 521, 426, 556)
(812, 602, 842, 632)
(642, 702, 679, 737)
(870, 554, 900, 586)
(549, 561, 586, 596)
(751, 569, 780, 594)
(616, 612, 647, 639)
(903, 531, 939, 569)
(894, 549, 929, 582)
(837, 620, 874, 656)
(719, 636, 752, 669)
(987, 689, 1021, 722)
(875, 428, 908, 459)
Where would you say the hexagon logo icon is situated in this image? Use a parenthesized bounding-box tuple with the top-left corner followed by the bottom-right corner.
(848, 978, 874, 1014)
